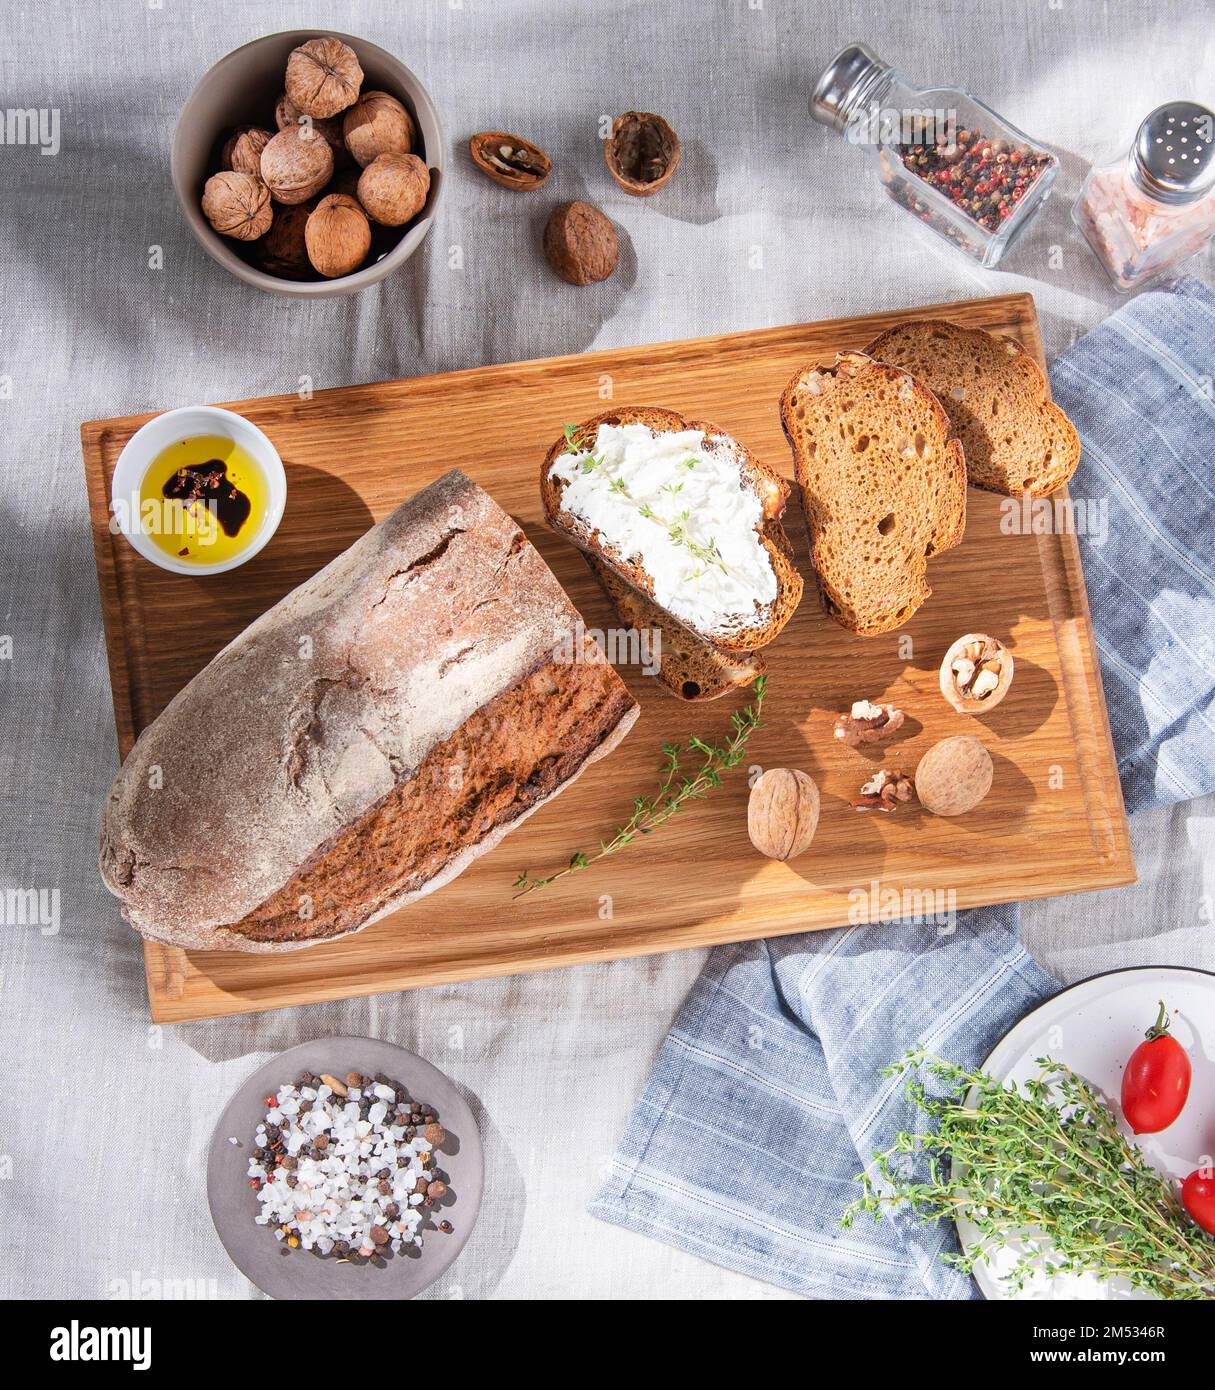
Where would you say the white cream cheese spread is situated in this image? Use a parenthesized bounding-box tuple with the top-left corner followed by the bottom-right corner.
(548, 423, 777, 637)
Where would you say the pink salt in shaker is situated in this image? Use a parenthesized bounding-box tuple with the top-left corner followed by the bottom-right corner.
(1074, 102, 1215, 292)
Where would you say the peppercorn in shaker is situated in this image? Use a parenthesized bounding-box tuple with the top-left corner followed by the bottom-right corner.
(1073, 102, 1215, 292)
(810, 42, 1057, 268)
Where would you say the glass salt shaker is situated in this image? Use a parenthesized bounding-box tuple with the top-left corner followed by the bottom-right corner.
(810, 42, 1058, 268)
(1073, 102, 1215, 292)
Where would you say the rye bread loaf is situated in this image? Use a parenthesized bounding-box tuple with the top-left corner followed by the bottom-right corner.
(540, 406, 803, 654)
(99, 470, 639, 952)
(583, 553, 766, 701)
(781, 351, 967, 636)
(864, 319, 1080, 495)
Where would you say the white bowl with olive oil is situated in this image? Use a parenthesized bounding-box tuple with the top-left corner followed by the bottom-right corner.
(111, 406, 286, 575)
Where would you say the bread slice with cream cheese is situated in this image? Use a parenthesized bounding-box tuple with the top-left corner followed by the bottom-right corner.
(540, 406, 802, 653)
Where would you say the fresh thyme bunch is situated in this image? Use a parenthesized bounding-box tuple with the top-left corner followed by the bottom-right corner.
(842, 1049, 1215, 1300)
(513, 677, 766, 896)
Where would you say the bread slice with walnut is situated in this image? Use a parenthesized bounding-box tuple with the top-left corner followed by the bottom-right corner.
(781, 352, 966, 636)
(540, 406, 802, 654)
(584, 553, 766, 701)
(864, 319, 1079, 496)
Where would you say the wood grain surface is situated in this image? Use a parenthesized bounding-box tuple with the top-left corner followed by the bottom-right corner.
(80, 292, 1134, 1023)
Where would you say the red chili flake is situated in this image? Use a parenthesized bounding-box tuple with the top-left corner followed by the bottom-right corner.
(263, 1095, 276, 1107)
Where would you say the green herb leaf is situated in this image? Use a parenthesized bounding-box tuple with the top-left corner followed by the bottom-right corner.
(512, 679, 768, 898)
(842, 1049, 1215, 1301)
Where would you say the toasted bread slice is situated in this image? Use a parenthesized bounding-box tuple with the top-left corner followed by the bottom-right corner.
(864, 319, 1079, 496)
(584, 554, 766, 701)
(540, 406, 802, 653)
(781, 352, 966, 636)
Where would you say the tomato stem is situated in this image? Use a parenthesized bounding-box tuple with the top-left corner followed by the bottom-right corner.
(1145, 998, 1171, 1042)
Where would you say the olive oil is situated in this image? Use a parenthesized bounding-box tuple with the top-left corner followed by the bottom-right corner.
(139, 434, 269, 566)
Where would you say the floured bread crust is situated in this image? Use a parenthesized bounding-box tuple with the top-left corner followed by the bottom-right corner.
(99, 470, 639, 951)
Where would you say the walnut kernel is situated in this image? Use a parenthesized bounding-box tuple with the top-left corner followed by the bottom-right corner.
(852, 768, 914, 812)
(834, 699, 905, 747)
(940, 633, 1014, 714)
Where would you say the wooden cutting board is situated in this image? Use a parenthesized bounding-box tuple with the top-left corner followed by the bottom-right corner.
(81, 292, 1134, 1023)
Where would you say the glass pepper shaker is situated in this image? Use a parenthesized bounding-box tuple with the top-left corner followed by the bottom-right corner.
(1073, 102, 1215, 292)
(810, 42, 1058, 268)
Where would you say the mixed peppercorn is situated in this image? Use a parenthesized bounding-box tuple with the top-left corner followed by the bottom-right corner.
(895, 127, 1054, 233)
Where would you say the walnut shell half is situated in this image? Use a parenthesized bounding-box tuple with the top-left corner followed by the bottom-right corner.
(543, 200, 618, 285)
(304, 193, 371, 278)
(284, 36, 364, 119)
(357, 152, 429, 227)
(343, 91, 417, 168)
(604, 111, 681, 196)
(261, 126, 334, 205)
(469, 131, 551, 190)
(201, 171, 272, 241)
(940, 633, 1014, 715)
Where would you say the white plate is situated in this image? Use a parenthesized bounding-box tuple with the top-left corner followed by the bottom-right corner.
(956, 965, 1215, 1300)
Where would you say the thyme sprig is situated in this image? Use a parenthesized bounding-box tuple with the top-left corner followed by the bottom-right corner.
(513, 677, 767, 897)
(842, 1049, 1215, 1301)
(559, 424, 729, 574)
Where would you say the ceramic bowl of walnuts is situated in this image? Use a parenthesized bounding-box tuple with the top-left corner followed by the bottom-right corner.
(172, 30, 444, 297)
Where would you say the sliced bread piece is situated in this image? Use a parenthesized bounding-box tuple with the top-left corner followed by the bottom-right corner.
(864, 319, 1080, 496)
(584, 553, 766, 701)
(781, 352, 966, 636)
(540, 406, 803, 654)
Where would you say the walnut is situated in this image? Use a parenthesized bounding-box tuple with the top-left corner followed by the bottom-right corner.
(852, 768, 914, 812)
(343, 91, 417, 168)
(914, 736, 993, 817)
(543, 200, 618, 285)
(940, 633, 1014, 714)
(284, 36, 363, 119)
(201, 171, 272, 241)
(221, 126, 273, 177)
(469, 130, 551, 190)
(260, 126, 333, 205)
(834, 699, 905, 747)
(275, 93, 348, 164)
(357, 152, 429, 226)
(257, 200, 313, 277)
(748, 769, 820, 861)
(305, 193, 371, 278)
(604, 111, 681, 196)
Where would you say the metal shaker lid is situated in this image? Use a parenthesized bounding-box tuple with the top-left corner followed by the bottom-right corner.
(1133, 102, 1215, 204)
(810, 42, 892, 132)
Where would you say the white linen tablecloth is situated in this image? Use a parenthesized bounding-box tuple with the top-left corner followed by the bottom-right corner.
(1, 0, 1212, 1300)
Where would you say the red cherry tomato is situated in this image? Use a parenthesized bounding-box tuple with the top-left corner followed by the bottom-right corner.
(1181, 1170, 1215, 1236)
(1120, 1000, 1192, 1134)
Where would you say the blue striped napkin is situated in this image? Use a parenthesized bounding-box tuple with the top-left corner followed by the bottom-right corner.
(590, 276, 1215, 1299)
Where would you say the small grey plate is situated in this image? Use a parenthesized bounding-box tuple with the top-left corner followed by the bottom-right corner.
(207, 1036, 483, 1300)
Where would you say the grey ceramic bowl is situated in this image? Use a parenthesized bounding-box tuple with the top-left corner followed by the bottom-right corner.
(207, 1037, 483, 1299)
(172, 30, 444, 298)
